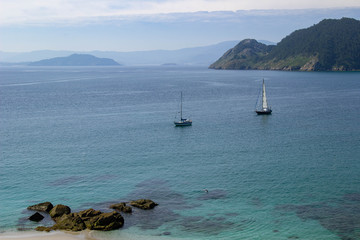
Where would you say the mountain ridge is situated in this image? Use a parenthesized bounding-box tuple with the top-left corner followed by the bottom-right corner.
(210, 18, 360, 71)
(0, 41, 241, 66)
(28, 54, 120, 66)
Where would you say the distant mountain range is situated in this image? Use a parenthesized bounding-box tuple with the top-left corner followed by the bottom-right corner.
(210, 18, 360, 71)
(0, 41, 251, 66)
(28, 54, 120, 66)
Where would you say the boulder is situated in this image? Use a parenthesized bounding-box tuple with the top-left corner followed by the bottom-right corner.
(35, 226, 52, 232)
(76, 208, 102, 218)
(129, 199, 158, 210)
(28, 212, 44, 222)
(110, 203, 132, 213)
(50, 204, 71, 219)
(35, 209, 124, 232)
(52, 214, 86, 231)
(74, 208, 102, 229)
(88, 211, 124, 231)
(27, 202, 53, 212)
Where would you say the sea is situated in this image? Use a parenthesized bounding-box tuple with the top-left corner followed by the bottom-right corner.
(0, 66, 359, 240)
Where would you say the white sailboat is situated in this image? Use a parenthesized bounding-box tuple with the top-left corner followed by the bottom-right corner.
(255, 79, 272, 115)
(174, 92, 192, 126)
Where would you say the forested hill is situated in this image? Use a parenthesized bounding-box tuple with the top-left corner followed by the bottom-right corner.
(210, 18, 360, 71)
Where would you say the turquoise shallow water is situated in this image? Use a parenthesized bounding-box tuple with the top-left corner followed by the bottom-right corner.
(0, 66, 360, 239)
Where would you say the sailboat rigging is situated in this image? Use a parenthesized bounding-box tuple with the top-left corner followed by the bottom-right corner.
(255, 79, 272, 115)
(174, 92, 192, 126)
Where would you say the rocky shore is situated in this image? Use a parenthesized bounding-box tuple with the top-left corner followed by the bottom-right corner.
(26, 199, 158, 232)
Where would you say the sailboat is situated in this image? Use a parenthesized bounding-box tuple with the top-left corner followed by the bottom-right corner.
(255, 79, 272, 115)
(174, 92, 192, 126)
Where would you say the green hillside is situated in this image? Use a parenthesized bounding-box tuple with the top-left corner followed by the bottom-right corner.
(210, 18, 360, 71)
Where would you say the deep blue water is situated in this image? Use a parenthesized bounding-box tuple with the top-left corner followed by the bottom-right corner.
(0, 66, 360, 240)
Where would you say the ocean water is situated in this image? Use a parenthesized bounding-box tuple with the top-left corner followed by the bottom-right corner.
(0, 66, 359, 240)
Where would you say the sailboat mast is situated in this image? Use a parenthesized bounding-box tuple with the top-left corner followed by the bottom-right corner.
(180, 91, 183, 120)
(262, 79, 268, 109)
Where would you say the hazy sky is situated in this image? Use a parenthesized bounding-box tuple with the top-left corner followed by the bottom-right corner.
(0, 0, 360, 52)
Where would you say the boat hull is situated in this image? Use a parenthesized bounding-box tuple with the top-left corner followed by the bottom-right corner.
(256, 109, 272, 115)
(174, 120, 192, 126)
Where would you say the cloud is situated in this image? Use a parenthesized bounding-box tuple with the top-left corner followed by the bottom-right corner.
(0, 0, 360, 25)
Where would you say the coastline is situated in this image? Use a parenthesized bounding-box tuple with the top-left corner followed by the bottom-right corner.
(0, 230, 187, 240)
(0, 230, 98, 240)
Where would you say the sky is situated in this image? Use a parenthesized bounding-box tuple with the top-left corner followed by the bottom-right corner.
(0, 0, 360, 52)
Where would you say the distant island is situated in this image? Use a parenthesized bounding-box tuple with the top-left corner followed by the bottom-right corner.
(0, 41, 240, 66)
(209, 18, 360, 71)
(28, 54, 120, 66)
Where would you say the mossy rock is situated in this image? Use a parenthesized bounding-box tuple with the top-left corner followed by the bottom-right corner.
(50, 204, 71, 219)
(129, 199, 158, 210)
(27, 202, 53, 213)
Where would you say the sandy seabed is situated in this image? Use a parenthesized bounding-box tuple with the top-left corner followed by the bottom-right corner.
(0, 230, 184, 240)
(0, 230, 98, 240)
